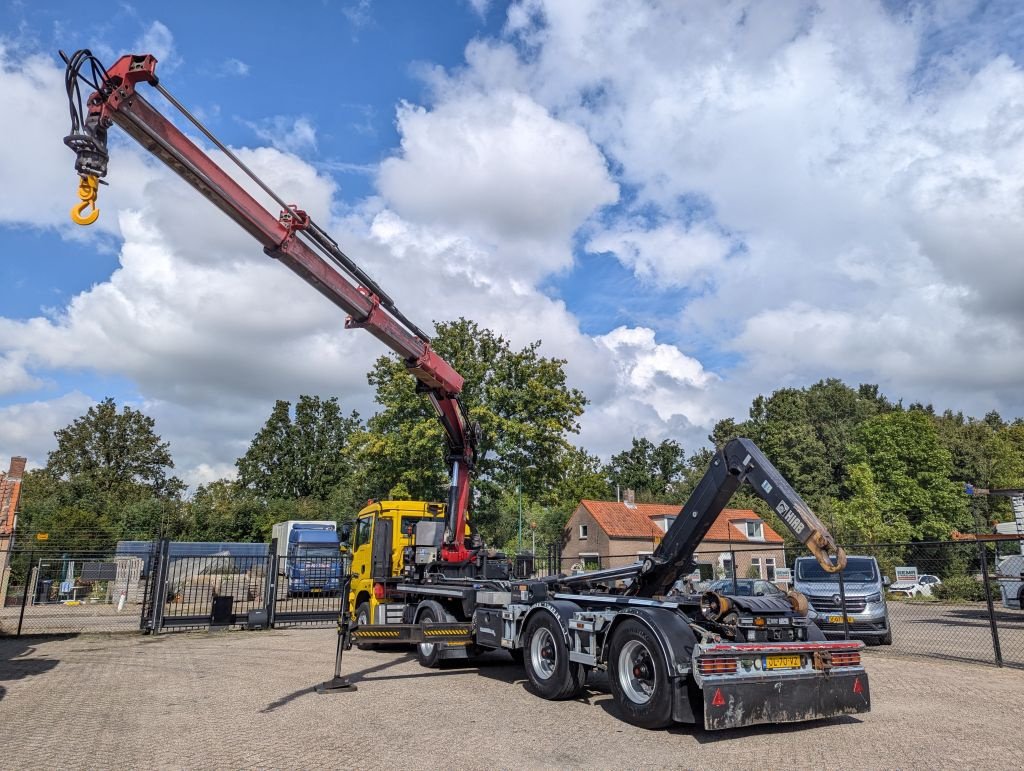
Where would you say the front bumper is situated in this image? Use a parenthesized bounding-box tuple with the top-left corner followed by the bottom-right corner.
(702, 670, 870, 730)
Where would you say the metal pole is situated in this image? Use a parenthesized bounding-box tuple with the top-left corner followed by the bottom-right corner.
(971, 495, 1003, 666)
(16, 551, 32, 637)
(517, 471, 523, 552)
(266, 538, 279, 628)
(977, 537, 1003, 667)
(838, 561, 851, 641)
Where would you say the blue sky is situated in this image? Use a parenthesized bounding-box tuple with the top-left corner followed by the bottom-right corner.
(2, 1, 1024, 484)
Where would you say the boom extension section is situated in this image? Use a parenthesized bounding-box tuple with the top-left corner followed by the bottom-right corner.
(61, 50, 477, 562)
(632, 437, 846, 597)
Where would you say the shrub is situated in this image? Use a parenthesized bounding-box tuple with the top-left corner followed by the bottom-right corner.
(932, 575, 987, 602)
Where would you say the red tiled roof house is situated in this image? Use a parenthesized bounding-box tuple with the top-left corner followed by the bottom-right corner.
(561, 496, 786, 580)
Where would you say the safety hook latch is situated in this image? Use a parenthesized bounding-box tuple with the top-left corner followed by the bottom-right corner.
(71, 174, 100, 226)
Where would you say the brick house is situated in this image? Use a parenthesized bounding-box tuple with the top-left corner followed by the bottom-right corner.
(561, 496, 785, 580)
(0, 456, 26, 604)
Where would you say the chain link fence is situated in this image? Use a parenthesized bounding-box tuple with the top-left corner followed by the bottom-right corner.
(537, 537, 1024, 669)
(0, 544, 152, 635)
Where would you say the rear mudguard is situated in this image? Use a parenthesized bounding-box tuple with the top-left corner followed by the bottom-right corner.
(606, 606, 700, 724)
(702, 670, 870, 730)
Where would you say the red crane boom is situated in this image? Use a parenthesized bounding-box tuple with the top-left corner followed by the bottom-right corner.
(62, 51, 477, 563)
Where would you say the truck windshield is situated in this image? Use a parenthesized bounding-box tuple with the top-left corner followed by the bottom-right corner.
(297, 547, 339, 559)
(796, 557, 878, 583)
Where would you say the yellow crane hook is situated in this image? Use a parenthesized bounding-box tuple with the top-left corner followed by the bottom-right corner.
(70, 174, 100, 226)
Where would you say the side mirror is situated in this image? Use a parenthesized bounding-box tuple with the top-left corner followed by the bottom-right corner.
(339, 523, 352, 544)
(883, 576, 891, 586)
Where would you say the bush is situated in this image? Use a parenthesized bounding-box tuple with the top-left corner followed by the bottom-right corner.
(932, 576, 988, 602)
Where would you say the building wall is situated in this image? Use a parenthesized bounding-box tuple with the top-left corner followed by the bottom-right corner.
(561, 505, 658, 569)
(692, 544, 788, 580)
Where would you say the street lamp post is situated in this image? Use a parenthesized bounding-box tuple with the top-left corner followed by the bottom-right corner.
(517, 473, 523, 553)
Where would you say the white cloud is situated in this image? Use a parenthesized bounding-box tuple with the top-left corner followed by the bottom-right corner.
(218, 58, 249, 77)
(134, 21, 177, 72)
(4, 3, 1024, 486)
(243, 116, 318, 154)
(587, 221, 732, 289)
(378, 89, 618, 247)
(0, 392, 96, 469)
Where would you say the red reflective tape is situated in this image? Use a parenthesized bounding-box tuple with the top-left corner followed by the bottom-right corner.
(853, 677, 863, 694)
(711, 688, 726, 707)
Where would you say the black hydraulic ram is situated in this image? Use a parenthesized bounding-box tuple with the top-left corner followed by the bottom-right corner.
(631, 437, 846, 598)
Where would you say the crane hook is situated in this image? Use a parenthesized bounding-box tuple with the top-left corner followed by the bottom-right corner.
(70, 174, 100, 226)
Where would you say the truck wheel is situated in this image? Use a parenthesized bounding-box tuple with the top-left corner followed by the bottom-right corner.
(354, 602, 376, 650)
(522, 611, 584, 700)
(607, 619, 673, 729)
(415, 600, 448, 669)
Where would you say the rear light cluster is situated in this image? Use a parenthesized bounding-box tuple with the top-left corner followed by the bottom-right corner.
(697, 657, 738, 675)
(830, 650, 861, 667)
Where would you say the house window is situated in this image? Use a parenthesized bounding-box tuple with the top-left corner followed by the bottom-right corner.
(637, 550, 653, 561)
(745, 521, 764, 540)
(765, 557, 776, 581)
(721, 556, 734, 578)
(579, 524, 588, 540)
(581, 553, 600, 570)
(749, 557, 762, 579)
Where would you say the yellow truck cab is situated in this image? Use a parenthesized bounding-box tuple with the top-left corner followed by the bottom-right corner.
(349, 499, 446, 626)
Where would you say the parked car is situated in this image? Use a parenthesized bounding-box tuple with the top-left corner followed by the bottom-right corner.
(888, 574, 942, 598)
(793, 555, 892, 645)
(704, 578, 787, 598)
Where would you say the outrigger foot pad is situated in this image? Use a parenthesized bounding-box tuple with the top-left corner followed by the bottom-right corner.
(316, 676, 357, 694)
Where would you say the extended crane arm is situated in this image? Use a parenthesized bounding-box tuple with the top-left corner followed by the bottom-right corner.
(630, 437, 846, 598)
(62, 51, 477, 562)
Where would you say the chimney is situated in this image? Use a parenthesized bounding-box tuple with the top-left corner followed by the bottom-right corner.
(624, 488, 635, 506)
(7, 457, 26, 480)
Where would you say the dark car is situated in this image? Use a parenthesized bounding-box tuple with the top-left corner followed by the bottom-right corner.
(706, 578, 786, 597)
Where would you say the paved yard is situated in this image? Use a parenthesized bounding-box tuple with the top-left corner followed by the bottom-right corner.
(1, 629, 1022, 769)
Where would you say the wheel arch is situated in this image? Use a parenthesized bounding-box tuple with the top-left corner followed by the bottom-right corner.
(522, 599, 583, 646)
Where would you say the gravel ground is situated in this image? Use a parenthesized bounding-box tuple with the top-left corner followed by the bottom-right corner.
(1, 628, 1022, 769)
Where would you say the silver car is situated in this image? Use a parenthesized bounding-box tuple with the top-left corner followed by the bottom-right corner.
(793, 555, 892, 645)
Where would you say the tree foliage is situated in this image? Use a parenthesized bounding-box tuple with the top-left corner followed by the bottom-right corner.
(359, 318, 588, 541)
(236, 396, 362, 500)
(604, 438, 686, 502)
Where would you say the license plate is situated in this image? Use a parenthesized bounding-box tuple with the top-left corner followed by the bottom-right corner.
(311, 588, 321, 593)
(828, 615, 854, 624)
(765, 655, 801, 670)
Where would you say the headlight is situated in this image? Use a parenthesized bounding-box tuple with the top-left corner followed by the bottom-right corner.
(866, 592, 882, 603)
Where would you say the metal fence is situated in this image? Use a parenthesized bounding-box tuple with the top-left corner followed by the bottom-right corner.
(0, 539, 347, 636)
(0, 544, 152, 635)
(539, 538, 1024, 670)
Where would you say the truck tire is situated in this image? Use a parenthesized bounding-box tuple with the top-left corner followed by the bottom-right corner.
(354, 602, 376, 650)
(414, 600, 449, 669)
(607, 619, 674, 729)
(522, 611, 584, 700)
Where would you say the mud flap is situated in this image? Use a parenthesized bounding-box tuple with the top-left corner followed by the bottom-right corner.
(702, 672, 870, 731)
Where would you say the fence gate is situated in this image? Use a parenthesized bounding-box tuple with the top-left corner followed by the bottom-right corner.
(139, 539, 344, 632)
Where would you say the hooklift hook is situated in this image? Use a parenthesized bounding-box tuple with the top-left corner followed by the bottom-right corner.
(71, 174, 100, 225)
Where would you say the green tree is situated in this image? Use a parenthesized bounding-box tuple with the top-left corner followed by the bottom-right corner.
(19, 398, 184, 550)
(604, 437, 686, 502)
(846, 409, 967, 541)
(236, 395, 363, 500)
(361, 318, 588, 543)
(46, 397, 184, 499)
